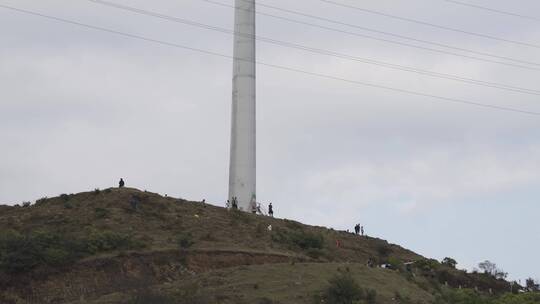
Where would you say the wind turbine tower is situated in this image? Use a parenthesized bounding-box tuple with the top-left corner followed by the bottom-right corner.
(229, 0, 256, 212)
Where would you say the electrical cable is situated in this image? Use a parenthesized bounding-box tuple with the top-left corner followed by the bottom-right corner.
(1, 4, 538, 117)
(86, 0, 540, 96)
(201, 0, 540, 69)
(442, 0, 540, 22)
(318, 0, 540, 49)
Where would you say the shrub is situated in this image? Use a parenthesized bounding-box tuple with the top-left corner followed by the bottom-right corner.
(320, 273, 364, 304)
(35, 197, 48, 205)
(306, 248, 324, 259)
(272, 229, 324, 250)
(387, 257, 403, 271)
(376, 243, 392, 259)
(0, 230, 79, 273)
(59, 194, 70, 202)
(94, 207, 109, 219)
(22, 202, 31, 208)
(0, 230, 143, 274)
(365, 289, 377, 304)
(93, 188, 101, 195)
(85, 230, 141, 253)
(177, 233, 194, 249)
(441, 257, 457, 268)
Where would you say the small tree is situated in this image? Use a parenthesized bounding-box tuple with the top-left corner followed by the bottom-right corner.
(478, 260, 508, 279)
(526, 278, 539, 292)
(478, 260, 497, 275)
(441, 257, 457, 268)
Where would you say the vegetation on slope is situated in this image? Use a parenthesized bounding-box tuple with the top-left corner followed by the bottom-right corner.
(0, 188, 537, 304)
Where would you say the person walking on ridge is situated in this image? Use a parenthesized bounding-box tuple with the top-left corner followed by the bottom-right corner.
(119, 178, 125, 188)
(268, 203, 274, 217)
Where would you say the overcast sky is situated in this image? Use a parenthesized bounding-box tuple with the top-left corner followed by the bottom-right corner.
(1, 0, 539, 281)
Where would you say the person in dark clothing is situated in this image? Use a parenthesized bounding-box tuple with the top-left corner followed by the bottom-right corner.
(268, 203, 274, 217)
(361, 226, 365, 236)
(119, 178, 125, 188)
(231, 197, 238, 210)
(354, 224, 360, 235)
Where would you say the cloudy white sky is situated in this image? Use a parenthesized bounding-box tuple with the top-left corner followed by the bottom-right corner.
(1, 0, 539, 281)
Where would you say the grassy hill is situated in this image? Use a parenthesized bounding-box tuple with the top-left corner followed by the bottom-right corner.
(0, 188, 533, 304)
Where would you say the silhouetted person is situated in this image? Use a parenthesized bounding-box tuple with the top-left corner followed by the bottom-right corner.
(361, 226, 365, 236)
(354, 224, 360, 235)
(268, 203, 274, 217)
(232, 197, 238, 210)
(119, 178, 125, 188)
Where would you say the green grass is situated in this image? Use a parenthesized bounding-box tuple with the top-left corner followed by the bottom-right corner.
(0, 188, 527, 304)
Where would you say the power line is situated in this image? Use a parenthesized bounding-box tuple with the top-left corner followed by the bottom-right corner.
(203, 0, 540, 70)
(87, 0, 540, 96)
(442, 0, 540, 22)
(318, 0, 540, 49)
(0, 4, 538, 117)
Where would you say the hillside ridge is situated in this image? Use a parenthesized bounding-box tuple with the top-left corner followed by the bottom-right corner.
(0, 188, 525, 304)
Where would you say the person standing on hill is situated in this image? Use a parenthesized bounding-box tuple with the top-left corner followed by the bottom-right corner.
(268, 203, 274, 217)
(119, 178, 125, 188)
(361, 226, 365, 237)
(354, 224, 360, 235)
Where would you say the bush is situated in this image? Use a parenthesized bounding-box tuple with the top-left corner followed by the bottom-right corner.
(0, 230, 79, 273)
(442, 257, 457, 268)
(272, 229, 324, 250)
(177, 233, 194, 249)
(376, 244, 392, 259)
(318, 273, 364, 304)
(84, 230, 141, 253)
(59, 194, 70, 202)
(0, 230, 143, 274)
(35, 197, 48, 205)
(94, 207, 109, 219)
(366, 289, 377, 304)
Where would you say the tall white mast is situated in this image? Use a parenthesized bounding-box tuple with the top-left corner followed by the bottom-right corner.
(229, 0, 256, 212)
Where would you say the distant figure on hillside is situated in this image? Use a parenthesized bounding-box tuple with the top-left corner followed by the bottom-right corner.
(231, 197, 238, 209)
(202, 199, 206, 204)
(226, 200, 230, 208)
(119, 178, 125, 188)
(268, 203, 274, 217)
(354, 224, 360, 235)
(361, 226, 365, 236)
(256, 203, 263, 215)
